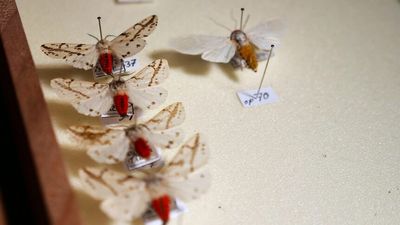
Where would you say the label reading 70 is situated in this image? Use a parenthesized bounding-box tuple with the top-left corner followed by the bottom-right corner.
(237, 87, 279, 108)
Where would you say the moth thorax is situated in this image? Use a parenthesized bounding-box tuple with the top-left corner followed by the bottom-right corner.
(230, 30, 249, 46)
(98, 48, 113, 75)
(113, 92, 129, 116)
(133, 137, 152, 159)
(239, 44, 258, 72)
(151, 195, 171, 224)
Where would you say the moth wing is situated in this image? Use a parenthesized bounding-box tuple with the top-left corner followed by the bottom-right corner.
(163, 133, 209, 177)
(79, 167, 149, 221)
(166, 169, 211, 202)
(111, 15, 158, 59)
(101, 192, 150, 222)
(170, 35, 236, 63)
(41, 43, 98, 69)
(144, 128, 184, 150)
(125, 59, 169, 88)
(246, 19, 285, 50)
(78, 167, 145, 199)
(68, 125, 129, 164)
(51, 78, 113, 116)
(143, 102, 185, 131)
(201, 39, 236, 63)
(126, 86, 167, 110)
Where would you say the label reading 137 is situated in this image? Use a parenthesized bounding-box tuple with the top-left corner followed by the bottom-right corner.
(93, 57, 139, 79)
(237, 87, 279, 108)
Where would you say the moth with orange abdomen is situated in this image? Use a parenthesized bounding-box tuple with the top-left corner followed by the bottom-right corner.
(78, 133, 210, 225)
(50, 59, 168, 119)
(41, 15, 157, 75)
(68, 102, 185, 168)
(170, 8, 284, 72)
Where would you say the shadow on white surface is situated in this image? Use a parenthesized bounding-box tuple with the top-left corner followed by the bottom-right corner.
(36, 65, 96, 88)
(150, 49, 211, 75)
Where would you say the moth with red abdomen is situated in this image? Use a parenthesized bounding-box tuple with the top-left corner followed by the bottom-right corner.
(170, 8, 284, 72)
(78, 133, 210, 225)
(41, 15, 158, 75)
(68, 102, 185, 165)
(50, 59, 169, 119)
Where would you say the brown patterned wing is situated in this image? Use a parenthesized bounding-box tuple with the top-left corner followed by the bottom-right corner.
(40, 43, 98, 69)
(69, 125, 129, 164)
(143, 102, 185, 131)
(50, 78, 113, 116)
(110, 15, 158, 59)
(162, 134, 211, 202)
(125, 59, 169, 88)
(163, 133, 209, 177)
(79, 167, 149, 221)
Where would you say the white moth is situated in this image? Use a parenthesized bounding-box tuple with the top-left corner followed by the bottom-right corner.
(50, 59, 168, 118)
(69, 102, 185, 164)
(79, 133, 210, 224)
(170, 9, 284, 72)
(41, 15, 158, 75)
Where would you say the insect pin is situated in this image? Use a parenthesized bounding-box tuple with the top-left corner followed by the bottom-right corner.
(51, 59, 168, 119)
(78, 133, 210, 225)
(69, 102, 185, 169)
(41, 15, 158, 75)
(170, 8, 284, 72)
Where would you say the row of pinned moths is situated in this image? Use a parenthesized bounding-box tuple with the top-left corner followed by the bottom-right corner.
(41, 15, 210, 225)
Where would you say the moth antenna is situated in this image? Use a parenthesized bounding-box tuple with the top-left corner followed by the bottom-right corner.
(230, 9, 238, 29)
(208, 17, 231, 32)
(97, 16, 103, 40)
(240, 8, 245, 30)
(87, 33, 99, 41)
(243, 14, 250, 30)
(105, 34, 117, 40)
(256, 44, 275, 97)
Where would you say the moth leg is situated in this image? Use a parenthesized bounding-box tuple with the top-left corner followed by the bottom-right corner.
(230, 55, 246, 70)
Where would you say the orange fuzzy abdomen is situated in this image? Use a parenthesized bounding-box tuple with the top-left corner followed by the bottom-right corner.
(151, 195, 171, 224)
(239, 44, 258, 72)
(133, 137, 152, 159)
(113, 92, 128, 116)
(99, 52, 113, 75)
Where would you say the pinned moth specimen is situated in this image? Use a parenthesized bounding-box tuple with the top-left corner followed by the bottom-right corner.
(79, 133, 210, 225)
(69, 102, 184, 169)
(170, 8, 284, 72)
(41, 15, 157, 75)
(51, 59, 168, 118)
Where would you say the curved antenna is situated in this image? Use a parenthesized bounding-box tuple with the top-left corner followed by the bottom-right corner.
(97, 16, 103, 40)
(87, 33, 99, 41)
(240, 8, 245, 30)
(208, 17, 231, 32)
(105, 34, 117, 40)
(230, 9, 238, 29)
(256, 44, 274, 97)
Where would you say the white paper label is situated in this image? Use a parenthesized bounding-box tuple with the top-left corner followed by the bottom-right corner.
(93, 56, 139, 79)
(100, 103, 135, 126)
(237, 87, 279, 107)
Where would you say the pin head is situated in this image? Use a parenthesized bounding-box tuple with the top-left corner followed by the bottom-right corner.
(97, 16, 103, 40)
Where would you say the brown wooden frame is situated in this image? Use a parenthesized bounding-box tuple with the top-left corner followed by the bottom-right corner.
(0, 1, 82, 224)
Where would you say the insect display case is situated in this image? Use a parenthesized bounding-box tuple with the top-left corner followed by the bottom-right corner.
(3, 0, 400, 225)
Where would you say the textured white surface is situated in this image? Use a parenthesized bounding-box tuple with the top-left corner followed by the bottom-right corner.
(16, 0, 400, 224)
